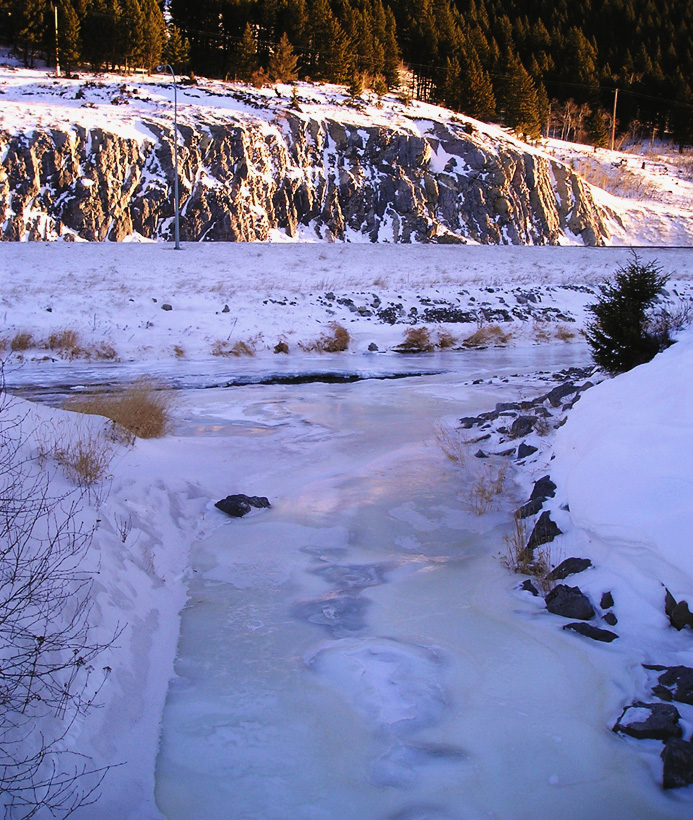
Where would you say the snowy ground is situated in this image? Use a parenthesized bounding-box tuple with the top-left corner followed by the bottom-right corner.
(2, 243, 693, 817)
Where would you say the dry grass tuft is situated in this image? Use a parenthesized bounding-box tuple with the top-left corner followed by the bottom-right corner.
(500, 514, 553, 593)
(469, 462, 507, 515)
(437, 331, 458, 349)
(301, 323, 351, 353)
(211, 339, 256, 356)
(434, 423, 468, 464)
(53, 433, 113, 487)
(173, 344, 186, 358)
(65, 379, 173, 439)
(10, 331, 34, 352)
(532, 322, 552, 343)
(398, 326, 434, 352)
(462, 324, 512, 348)
(554, 324, 576, 342)
(47, 329, 81, 354)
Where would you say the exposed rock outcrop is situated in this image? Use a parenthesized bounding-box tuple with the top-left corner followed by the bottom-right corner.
(0, 113, 608, 244)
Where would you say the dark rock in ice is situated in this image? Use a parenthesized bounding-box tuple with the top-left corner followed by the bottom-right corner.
(665, 587, 677, 617)
(510, 415, 537, 438)
(543, 382, 577, 408)
(495, 446, 516, 457)
(459, 416, 481, 429)
(545, 584, 594, 620)
(515, 497, 543, 519)
(292, 593, 369, 636)
(547, 557, 592, 581)
(313, 563, 388, 590)
(563, 622, 618, 642)
(517, 442, 538, 459)
(613, 702, 682, 741)
(664, 591, 693, 630)
(215, 493, 271, 517)
(647, 665, 693, 705)
(603, 611, 618, 626)
(474, 449, 488, 459)
(530, 475, 557, 502)
(161, 303, 173, 311)
(601, 591, 615, 609)
(519, 579, 539, 596)
(525, 511, 562, 552)
(662, 739, 693, 789)
(368, 342, 379, 351)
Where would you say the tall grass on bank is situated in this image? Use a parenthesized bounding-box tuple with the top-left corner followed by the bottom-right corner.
(65, 379, 173, 438)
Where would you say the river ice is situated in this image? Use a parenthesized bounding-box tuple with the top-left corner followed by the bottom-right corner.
(151, 346, 690, 820)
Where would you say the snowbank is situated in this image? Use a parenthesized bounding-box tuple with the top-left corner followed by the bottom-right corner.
(553, 328, 693, 590)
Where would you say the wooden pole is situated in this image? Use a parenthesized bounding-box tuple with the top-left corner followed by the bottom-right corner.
(53, 4, 61, 77)
(610, 88, 618, 151)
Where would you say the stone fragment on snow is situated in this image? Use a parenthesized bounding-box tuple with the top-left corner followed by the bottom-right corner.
(563, 622, 618, 642)
(509, 415, 537, 438)
(647, 665, 693, 705)
(516, 442, 538, 459)
(519, 579, 539, 596)
(545, 584, 594, 620)
(603, 611, 618, 626)
(662, 738, 693, 789)
(515, 497, 543, 519)
(215, 493, 271, 518)
(525, 510, 562, 552)
(530, 475, 557, 502)
(613, 702, 682, 741)
(547, 557, 592, 581)
(664, 589, 693, 630)
(601, 591, 615, 609)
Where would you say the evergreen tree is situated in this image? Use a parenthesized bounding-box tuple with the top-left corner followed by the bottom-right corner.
(118, 0, 145, 70)
(16, 0, 47, 68)
(382, 9, 400, 89)
(237, 22, 259, 81)
(496, 51, 540, 139)
(140, 0, 165, 72)
(57, 0, 81, 72)
(460, 48, 496, 121)
(163, 24, 190, 74)
(587, 107, 609, 148)
(268, 31, 298, 82)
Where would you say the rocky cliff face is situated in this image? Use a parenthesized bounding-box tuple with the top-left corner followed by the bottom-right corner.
(0, 111, 608, 244)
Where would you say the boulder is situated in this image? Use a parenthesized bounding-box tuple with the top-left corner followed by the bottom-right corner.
(647, 665, 693, 705)
(563, 622, 617, 642)
(509, 415, 536, 438)
(515, 497, 543, 519)
(519, 579, 539, 597)
(525, 510, 562, 552)
(517, 442, 538, 459)
(547, 557, 592, 581)
(613, 702, 682, 741)
(215, 494, 271, 518)
(600, 591, 615, 609)
(530, 475, 557, 502)
(545, 584, 594, 620)
(662, 739, 693, 789)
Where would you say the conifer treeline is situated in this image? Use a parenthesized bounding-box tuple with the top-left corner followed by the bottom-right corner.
(1, 0, 691, 146)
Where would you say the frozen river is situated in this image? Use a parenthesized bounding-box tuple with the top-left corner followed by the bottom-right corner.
(132, 346, 689, 820)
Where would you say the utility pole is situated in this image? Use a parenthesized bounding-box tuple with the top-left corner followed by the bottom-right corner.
(161, 64, 181, 250)
(610, 88, 618, 151)
(53, 4, 60, 77)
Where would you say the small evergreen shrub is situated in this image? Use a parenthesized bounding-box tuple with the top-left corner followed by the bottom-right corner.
(584, 255, 671, 374)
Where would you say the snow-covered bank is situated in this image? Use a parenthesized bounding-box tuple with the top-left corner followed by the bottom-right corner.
(2, 244, 692, 374)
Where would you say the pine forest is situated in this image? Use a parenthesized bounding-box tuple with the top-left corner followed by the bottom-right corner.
(1, 0, 692, 147)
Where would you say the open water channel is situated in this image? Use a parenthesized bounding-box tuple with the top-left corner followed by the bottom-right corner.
(9, 346, 690, 820)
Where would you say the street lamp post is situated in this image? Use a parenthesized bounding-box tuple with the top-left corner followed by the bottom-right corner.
(162, 63, 181, 250)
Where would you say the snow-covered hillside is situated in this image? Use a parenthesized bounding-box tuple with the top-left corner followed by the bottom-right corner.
(2, 58, 692, 246)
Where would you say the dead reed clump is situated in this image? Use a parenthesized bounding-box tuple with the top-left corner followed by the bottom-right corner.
(500, 514, 553, 592)
(65, 379, 173, 439)
(434, 423, 468, 465)
(532, 322, 552, 343)
(437, 331, 458, 349)
(301, 323, 351, 353)
(53, 433, 113, 488)
(554, 324, 576, 342)
(462, 324, 512, 348)
(47, 329, 82, 357)
(469, 462, 508, 515)
(10, 331, 34, 352)
(319, 322, 350, 352)
(211, 339, 256, 357)
(398, 326, 434, 352)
